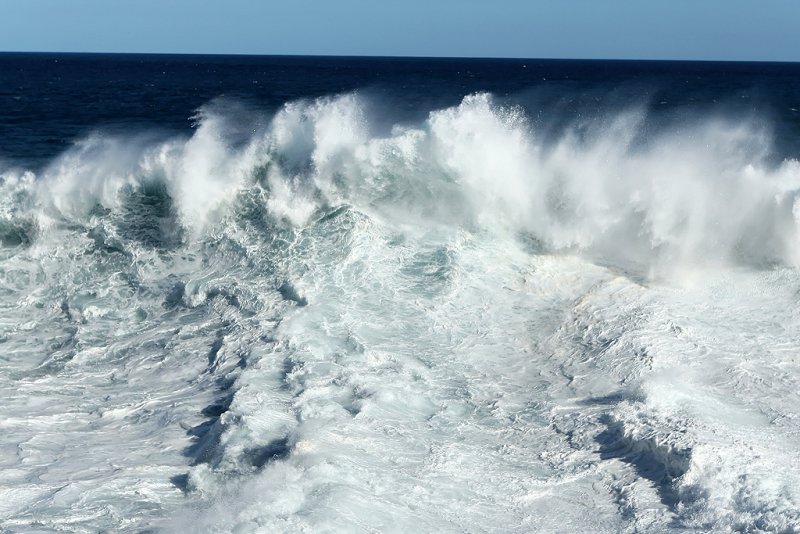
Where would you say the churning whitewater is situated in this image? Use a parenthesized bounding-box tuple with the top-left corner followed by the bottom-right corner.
(2, 90, 800, 533)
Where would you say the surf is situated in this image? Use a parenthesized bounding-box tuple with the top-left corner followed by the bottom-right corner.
(2, 91, 800, 532)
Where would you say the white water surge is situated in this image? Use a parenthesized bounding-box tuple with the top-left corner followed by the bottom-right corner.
(1, 93, 800, 532)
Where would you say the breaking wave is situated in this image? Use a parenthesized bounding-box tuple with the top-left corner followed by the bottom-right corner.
(2, 93, 800, 532)
(4, 92, 800, 271)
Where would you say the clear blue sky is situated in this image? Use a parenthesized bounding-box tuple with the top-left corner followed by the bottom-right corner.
(1, 0, 798, 61)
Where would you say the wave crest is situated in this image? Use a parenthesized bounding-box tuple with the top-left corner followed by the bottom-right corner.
(3, 92, 799, 275)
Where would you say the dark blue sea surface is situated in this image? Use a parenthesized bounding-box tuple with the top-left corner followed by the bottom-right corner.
(2, 53, 800, 166)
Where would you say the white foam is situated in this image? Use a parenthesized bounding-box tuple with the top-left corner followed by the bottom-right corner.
(1, 93, 800, 532)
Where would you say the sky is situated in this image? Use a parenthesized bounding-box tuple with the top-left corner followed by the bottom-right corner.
(1, 0, 798, 61)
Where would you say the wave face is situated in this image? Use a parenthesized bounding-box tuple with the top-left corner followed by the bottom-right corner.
(3, 55, 800, 533)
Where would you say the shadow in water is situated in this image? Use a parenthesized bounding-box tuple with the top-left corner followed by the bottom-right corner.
(596, 414, 691, 510)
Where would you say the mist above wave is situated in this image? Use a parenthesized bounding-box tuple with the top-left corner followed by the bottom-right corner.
(2, 92, 799, 276)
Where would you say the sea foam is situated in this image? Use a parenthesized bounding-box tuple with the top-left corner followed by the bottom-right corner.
(1, 93, 800, 532)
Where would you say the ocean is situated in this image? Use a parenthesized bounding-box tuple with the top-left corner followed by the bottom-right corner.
(2, 53, 800, 532)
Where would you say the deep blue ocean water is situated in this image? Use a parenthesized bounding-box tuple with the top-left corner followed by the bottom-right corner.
(3, 53, 800, 166)
(2, 54, 800, 532)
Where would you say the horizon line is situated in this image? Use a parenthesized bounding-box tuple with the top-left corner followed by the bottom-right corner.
(1, 50, 798, 65)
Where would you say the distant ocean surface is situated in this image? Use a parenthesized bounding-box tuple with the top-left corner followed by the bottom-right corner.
(2, 53, 800, 532)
